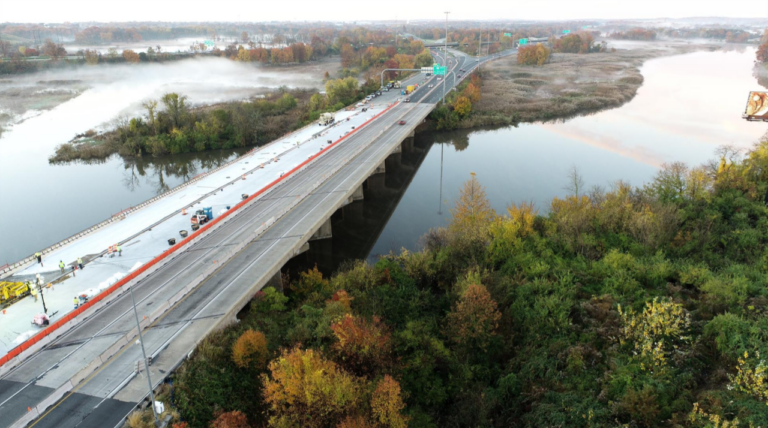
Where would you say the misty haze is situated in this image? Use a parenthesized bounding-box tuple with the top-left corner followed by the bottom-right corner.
(1, 2, 768, 428)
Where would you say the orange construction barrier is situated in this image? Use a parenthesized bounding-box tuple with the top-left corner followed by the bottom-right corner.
(181, 208, 187, 215)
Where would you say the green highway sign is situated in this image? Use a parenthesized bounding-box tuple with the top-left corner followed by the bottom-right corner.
(518, 38, 528, 45)
(433, 65, 447, 75)
(204, 40, 214, 47)
(563, 30, 571, 34)
(503, 32, 512, 38)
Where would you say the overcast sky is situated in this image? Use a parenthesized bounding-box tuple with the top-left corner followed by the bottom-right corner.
(4, 0, 768, 23)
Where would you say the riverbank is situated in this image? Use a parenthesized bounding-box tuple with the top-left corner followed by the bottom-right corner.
(463, 42, 725, 127)
(48, 88, 315, 163)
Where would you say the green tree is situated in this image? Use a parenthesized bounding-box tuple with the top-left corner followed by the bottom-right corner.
(161, 93, 188, 129)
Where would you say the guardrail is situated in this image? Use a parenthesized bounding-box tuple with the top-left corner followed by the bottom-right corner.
(0, 101, 400, 372)
(0, 101, 373, 279)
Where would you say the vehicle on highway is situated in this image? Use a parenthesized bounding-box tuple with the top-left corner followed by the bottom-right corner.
(356, 102, 363, 107)
(428, 84, 433, 88)
(404, 98, 411, 103)
(398, 120, 406, 125)
(437, 77, 442, 81)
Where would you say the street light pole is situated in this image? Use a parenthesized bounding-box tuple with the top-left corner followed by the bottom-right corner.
(443, 11, 449, 104)
(131, 287, 159, 427)
(38, 283, 47, 314)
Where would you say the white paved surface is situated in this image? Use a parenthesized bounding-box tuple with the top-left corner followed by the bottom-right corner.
(0, 101, 392, 355)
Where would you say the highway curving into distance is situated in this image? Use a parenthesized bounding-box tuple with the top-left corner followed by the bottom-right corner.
(0, 46, 514, 428)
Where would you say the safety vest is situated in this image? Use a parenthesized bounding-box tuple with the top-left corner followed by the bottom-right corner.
(116, 245, 121, 252)
(30, 287, 37, 296)
(59, 261, 65, 268)
(77, 257, 83, 264)
(35, 252, 41, 257)
(74, 297, 79, 304)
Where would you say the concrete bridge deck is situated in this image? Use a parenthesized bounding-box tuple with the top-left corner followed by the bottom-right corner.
(0, 47, 517, 428)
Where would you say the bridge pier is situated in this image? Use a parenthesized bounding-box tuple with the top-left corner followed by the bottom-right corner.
(267, 270, 283, 293)
(310, 217, 333, 241)
(350, 183, 364, 202)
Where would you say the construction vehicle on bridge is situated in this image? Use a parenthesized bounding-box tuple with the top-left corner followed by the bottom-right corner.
(1, 281, 30, 308)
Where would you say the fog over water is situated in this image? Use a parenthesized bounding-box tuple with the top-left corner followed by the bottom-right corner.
(0, 57, 328, 264)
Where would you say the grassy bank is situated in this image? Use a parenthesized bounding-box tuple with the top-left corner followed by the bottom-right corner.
(464, 43, 722, 127)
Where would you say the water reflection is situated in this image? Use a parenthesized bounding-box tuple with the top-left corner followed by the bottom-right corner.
(285, 48, 768, 276)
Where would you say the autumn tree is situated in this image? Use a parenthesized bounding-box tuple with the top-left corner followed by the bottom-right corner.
(42, 38, 65, 60)
(370, 376, 409, 428)
(463, 83, 481, 104)
(340, 43, 356, 68)
(241, 31, 249, 44)
(237, 47, 251, 62)
(262, 347, 362, 428)
(449, 174, 495, 242)
(758, 40, 768, 63)
(84, 49, 99, 65)
(446, 284, 501, 351)
(453, 96, 472, 118)
(122, 49, 140, 63)
(331, 314, 391, 376)
(232, 329, 268, 369)
(0, 40, 11, 58)
(517, 44, 550, 66)
(212, 410, 251, 428)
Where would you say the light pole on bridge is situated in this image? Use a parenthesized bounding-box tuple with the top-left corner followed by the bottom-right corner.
(442, 11, 449, 105)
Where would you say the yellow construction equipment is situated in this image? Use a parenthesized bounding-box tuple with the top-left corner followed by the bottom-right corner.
(1, 281, 30, 308)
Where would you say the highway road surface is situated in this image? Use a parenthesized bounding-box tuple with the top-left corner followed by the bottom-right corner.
(0, 47, 513, 428)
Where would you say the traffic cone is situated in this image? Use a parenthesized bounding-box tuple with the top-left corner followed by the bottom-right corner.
(242, 174, 246, 180)
(182, 208, 187, 215)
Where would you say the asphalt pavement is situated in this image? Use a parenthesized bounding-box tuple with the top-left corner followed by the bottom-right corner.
(0, 47, 514, 428)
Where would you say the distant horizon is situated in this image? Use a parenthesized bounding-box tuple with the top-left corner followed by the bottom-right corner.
(3, 0, 768, 24)
(2, 17, 768, 26)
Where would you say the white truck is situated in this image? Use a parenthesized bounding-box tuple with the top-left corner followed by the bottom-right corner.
(319, 112, 335, 126)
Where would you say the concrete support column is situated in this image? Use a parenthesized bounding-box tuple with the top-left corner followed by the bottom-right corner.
(401, 137, 414, 153)
(392, 143, 402, 154)
(293, 242, 310, 256)
(310, 217, 333, 241)
(351, 184, 364, 202)
(267, 270, 283, 293)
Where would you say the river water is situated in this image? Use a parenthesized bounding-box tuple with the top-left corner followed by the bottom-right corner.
(290, 47, 768, 274)
(1, 48, 766, 271)
(0, 57, 325, 264)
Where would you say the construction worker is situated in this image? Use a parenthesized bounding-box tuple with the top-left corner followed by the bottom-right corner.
(35, 252, 43, 267)
(59, 260, 65, 274)
(116, 244, 122, 257)
(30, 286, 38, 302)
(77, 257, 84, 270)
(73, 296, 79, 309)
(107, 246, 114, 258)
(36, 273, 43, 287)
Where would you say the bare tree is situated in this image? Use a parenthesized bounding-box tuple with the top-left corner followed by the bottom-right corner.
(0, 40, 11, 58)
(564, 165, 586, 197)
(141, 100, 158, 135)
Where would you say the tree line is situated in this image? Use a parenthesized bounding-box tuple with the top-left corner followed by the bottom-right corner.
(129, 133, 768, 428)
